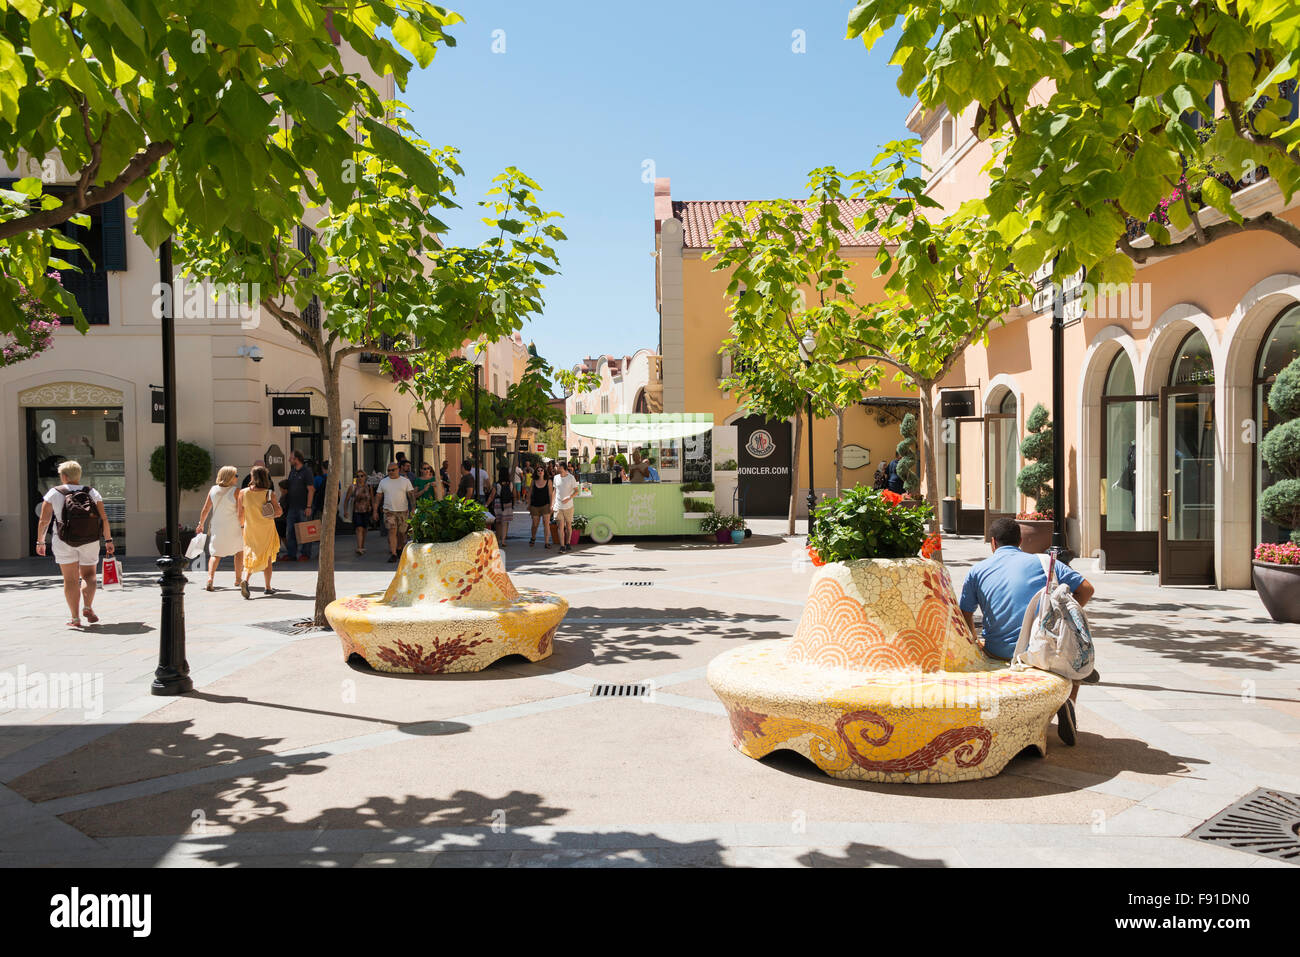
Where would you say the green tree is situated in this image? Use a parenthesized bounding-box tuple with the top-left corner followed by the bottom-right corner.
(388, 352, 476, 499)
(1261, 356, 1300, 542)
(497, 354, 597, 467)
(180, 123, 563, 623)
(1016, 403, 1054, 515)
(0, 1, 460, 342)
(847, 0, 1300, 283)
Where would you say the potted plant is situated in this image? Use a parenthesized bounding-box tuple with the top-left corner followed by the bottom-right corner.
(1254, 355, 1300, 622)
(698, 508, 730, 543)
(149, 441, 213, 493)
(726, 513, 748, 544)
(808, 487, 936, 565)
(683, 496, 715, 518)
(155, 524, 199, 556)
(571, 513, 589, 546)
(1015, 403, 1055, 553)
(680, 481, 715, 498)
(408, 494, 490, 545)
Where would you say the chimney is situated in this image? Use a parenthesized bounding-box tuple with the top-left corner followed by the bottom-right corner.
(654, 178, 672, 234)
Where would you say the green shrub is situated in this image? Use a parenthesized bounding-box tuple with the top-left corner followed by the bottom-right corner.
(408, 495, 488, 544)
(698, 508, 723, 534)
(1017, 403, 1054, 514)
(896, 413, 921, 495)
(714, 459, 738, 471)
(680, 481, 715, 493)
(723, 513, 747, 532)
(683, 497, 714, 512)
(808, 485, 933, 561)
(149, 442, 212, 492)
(1261, 355, 1300, 543)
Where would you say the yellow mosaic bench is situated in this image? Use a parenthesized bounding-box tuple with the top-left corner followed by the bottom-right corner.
(324, 531, 568, 674)
(707, 557, 1072, 784)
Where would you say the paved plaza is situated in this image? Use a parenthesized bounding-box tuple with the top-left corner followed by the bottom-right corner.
(0, 525, 1297, 868)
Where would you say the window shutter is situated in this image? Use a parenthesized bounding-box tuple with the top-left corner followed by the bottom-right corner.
(100, 194, 127, 271)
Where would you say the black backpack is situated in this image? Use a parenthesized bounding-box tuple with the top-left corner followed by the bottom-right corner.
(58, 486, 101, 546)
(499, 482, 513, 506)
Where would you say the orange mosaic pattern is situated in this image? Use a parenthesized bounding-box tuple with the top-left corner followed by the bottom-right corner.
(326, 532, 568, 675)
(708, 557, 1072, 784)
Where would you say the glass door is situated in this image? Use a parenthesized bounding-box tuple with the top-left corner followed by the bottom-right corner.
(983, 411, 1018, 538)
(1159, 386, 1216, 585)
(1101, 395, 1158, 570)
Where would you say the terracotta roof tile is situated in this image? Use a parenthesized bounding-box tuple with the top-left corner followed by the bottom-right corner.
(671, 199, 889, 248)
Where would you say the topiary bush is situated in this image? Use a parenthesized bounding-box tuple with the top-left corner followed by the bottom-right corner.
(896, 413, 921, 495)
(149, 441, 213, 492)
(1260, 355, 1300, 544)
(408, 495, 488, 544)
(1016, 403, 1054, 515)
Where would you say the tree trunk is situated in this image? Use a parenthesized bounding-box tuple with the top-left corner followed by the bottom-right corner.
(918, 380, 943, 563)
(425, 399, 447, 500)
(788, 409, 803, 537)
(834, 406, 845, 496)
(316, 350, 344, 624)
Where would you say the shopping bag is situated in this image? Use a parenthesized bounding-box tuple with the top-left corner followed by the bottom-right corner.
(184, 532, 207, 560)
(294, 519, 322, 544)
(101, 557, 122, 589)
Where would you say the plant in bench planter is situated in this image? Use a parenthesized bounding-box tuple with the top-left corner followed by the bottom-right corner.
(408, 495, 488, 544)
(1254, 355, 1300, 622)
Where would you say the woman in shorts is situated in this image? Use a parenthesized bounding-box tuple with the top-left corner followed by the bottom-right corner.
(35, 460, 114, 628)
(527, 464, 554, 548)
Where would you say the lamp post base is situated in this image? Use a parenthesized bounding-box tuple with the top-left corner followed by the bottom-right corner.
(151, 555, 193, 696)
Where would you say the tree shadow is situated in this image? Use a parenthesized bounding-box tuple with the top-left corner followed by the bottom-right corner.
(545, 605, 787, 667)
(798, 843, 949, 867)
(1087, 615, 1300, 671)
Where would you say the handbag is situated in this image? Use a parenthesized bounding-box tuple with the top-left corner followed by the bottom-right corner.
(184, 532, 207, 559)
(100, 556, 122, 589)
(260, 491, 275, 518)
(1010, 553, 1096, 680)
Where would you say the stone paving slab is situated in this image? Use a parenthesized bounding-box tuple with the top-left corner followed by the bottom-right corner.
(0, 523, 1297, 867)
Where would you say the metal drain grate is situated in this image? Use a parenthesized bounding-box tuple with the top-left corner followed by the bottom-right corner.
(622, 581, 653, 587)
(590, 681, 653, 698)
(1188, 788, 1300, 864)
(251, 618, 329, 636)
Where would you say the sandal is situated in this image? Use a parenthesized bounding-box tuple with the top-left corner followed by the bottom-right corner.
(264, 587, 275, 595)
(83, 608, 99, 624)
(66, 618, 82, 628)
(205, 581, 215, 591)
(240, 580, 251, 600)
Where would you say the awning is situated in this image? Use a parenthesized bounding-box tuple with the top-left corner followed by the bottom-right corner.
(569, 413, 714, 442)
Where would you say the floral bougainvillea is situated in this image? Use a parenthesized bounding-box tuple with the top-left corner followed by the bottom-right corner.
(386, 355, 415, 383)
(1, 272, 61, 367)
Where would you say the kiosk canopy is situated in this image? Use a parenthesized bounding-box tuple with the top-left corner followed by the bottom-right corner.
(569, 413, 713, 443)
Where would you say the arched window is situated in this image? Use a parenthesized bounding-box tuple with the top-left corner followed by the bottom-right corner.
(1170, 329, 1214, 386)
(1104, 350, 1136, 396)
(1256, 305, 1300, 545)
(1101, 351, 1150, 536)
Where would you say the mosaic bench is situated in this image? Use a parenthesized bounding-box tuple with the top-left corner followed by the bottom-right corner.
(707, 557, 1071, 784)
(325, 531, 568, 674)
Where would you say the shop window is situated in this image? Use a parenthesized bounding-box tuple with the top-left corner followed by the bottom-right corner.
(1256, 305, 1300, 545)
(1170, 329, 1214, 385)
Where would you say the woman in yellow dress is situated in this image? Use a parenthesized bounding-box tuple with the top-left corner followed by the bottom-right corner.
(237, 464, 283, 598)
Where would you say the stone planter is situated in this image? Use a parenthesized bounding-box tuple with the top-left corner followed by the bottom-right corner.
(707, 557, 1071, 784)
(1252, 560, 1300, 623)
(1016, 520, 1054, 554)
(325, 531, 569, 674)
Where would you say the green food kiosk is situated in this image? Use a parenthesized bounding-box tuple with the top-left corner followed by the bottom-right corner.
(568, 413, 715, 543)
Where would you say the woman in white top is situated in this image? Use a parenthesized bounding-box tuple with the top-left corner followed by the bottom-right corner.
(34, 460, 114, 628)
(195, 465, 243, 591)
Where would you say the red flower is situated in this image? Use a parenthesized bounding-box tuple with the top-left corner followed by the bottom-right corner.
(920, 534, 942, 559)
(881, 490, 903, 506)
(807, 545, 826, 567)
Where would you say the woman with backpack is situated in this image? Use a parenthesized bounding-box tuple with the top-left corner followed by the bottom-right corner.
(35, 460, 114, 628)
(236, 465, 283, 598)
(486, 466, 515, 546)
(195, 466, 243, 591)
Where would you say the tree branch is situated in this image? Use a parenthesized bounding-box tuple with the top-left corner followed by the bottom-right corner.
(1122, 210, 1300, 262)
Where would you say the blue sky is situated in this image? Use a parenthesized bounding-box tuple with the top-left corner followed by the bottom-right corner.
(401, 1, 912, 378)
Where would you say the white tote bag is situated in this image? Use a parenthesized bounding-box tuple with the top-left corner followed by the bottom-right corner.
(184, 531, 208, 560)
(1010, 553, 1096, 680)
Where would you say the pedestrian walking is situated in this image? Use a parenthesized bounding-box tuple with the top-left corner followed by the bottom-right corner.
(486, 466, 515, 546)
(374, 461, 416, 563)
(195, 465, 243, 591)
(282, 450, 315, 561)
(343, 469, 375, 555)
(35, 460, 114, 628)
(236, 465, 282, 598)
(527, 465, 554, 548)
(552, 460, 579, 553)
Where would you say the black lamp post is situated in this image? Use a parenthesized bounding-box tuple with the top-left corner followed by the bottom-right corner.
(1050, 270, 1077, 562)
(152, 237, 192, 695)
(472, 353, 482, 502)
(801, 333, 817, 536)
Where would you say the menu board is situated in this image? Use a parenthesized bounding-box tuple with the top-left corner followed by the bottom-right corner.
(682, 431, 712, 484)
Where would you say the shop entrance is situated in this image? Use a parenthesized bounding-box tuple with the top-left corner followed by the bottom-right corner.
(1159, 386, 1216, 584)
(1099, 353, 1158, 571)
(983, 391, 1018, 539)
(26, 406, 126, 554)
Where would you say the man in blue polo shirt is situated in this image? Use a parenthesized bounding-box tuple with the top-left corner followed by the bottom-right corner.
(959, 517, 1096, 745)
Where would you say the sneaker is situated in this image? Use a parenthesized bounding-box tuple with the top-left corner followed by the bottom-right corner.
(1056, 699, 1077, 747)
(1083, 668, 1101, 684)
(388, 553, 398, 563)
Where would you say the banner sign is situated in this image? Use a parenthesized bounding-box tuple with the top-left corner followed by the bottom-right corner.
(439, 426, 463, 444)
(359, 411, 389, 435)
(264, 444, 286, 477)
(271, 396, 311, 426)
(150, 389, 166, 424)
(518, 439, 529, 452)
(490, 434, 507, 450)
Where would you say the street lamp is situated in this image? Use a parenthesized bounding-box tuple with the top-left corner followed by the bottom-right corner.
(152, 237, 192, 696)
(799, 332, 817, 536)
(471, 344, 484, 501)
